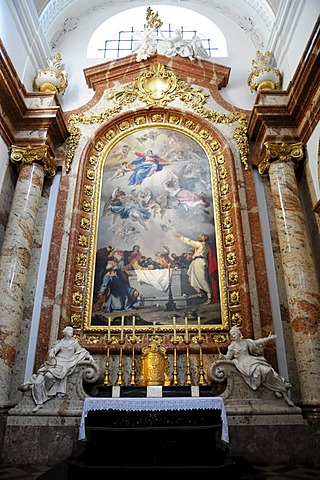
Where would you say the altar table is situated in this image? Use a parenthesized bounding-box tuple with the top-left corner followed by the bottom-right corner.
(79, 396, 229, 443)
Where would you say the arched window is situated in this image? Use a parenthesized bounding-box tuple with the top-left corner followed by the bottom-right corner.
(87, 5, 228, 60)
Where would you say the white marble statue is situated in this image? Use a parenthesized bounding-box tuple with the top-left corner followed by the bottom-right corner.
(133, 25, 209, 62)
(132, 27, 157, 61)
(157, 29, 194, 60)
(220, 325, 294, 406)
(190, 34, 210, 60)
(20, 326, 96, 412)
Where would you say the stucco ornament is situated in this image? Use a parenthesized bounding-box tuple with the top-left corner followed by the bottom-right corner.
(133, 7, 210, 62)
(247, 50, 282, 92)
(33, 52, 68, 94)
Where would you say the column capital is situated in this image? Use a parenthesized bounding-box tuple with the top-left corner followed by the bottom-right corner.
(258, 142, 304, 176)
(10, 145, 57, 177)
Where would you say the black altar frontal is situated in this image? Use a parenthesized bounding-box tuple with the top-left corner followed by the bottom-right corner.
(70, 390, 239, 473)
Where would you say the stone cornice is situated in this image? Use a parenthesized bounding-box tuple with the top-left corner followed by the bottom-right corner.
(247, 17, 320, 154)
(84, 53, 231, 97)
(0, 40, 69, 154)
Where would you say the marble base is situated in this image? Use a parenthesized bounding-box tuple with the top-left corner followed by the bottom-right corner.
(1, 415, 319, 467)
(2, 417, 81, 465)
(228, 423, 320, 466)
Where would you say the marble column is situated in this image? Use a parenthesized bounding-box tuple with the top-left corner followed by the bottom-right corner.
(0, 145, 56, 409)
(259, 142, 320, 414)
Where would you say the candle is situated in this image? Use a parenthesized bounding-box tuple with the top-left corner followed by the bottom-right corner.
(132, 315, 135, 336)
(120, 316, 124, 341)
(108, 316, 111, 341)
(184, 317, 188, 341)
(173, 316, 177, 341)
(197, 316, 202, 340)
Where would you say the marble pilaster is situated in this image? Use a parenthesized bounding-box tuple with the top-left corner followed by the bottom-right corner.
(260, 142, 320, 413)
(0, 146, 56, 409)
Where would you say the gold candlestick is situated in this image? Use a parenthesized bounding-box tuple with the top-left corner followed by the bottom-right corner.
(107, 316, 112, 341)
(129, 343, 136, 385)
(197, 316, 202, 341)
(185, 344, 192, 385)
(198, 339, 207, 385)
(184, 316, 189, 342)
(132, 315, 135, 337)
(173, 316, 177, 342)
(103, 342, 111, 385)
(172, 340, 179, 385)
(116, 343, 124, 385)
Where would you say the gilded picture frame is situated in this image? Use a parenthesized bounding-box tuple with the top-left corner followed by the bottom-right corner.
(91, 125, 222, 331)
(69, 109, 246, 342)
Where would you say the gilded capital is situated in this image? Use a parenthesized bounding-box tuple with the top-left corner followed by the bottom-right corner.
(10, 145, 57, 177)
(258, 142, 304, 176)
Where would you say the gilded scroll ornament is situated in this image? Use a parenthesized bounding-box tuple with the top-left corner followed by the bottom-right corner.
(82, 200, 92, 213)
(70, 313, 82, 328)
(72, 291, 83, 306)
(229, 291, 240, 306)
(231, 312, 242, 327)
(226, 252, 237, 265)
(225, 233, 235, 247)
(76, 253, 87, 267)
(223, 217, 233, 229)
(258, 142, 304, 176)
(65, 63, 249, 171)
(10, 145, 56, 177)
(220, 184, 229, 195)
(75, 272, 85, 286)
(228, 271, 239, 285)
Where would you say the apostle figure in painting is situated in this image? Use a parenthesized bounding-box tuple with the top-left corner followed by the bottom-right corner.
(175, 232, 213, 304)
(97, 263, 143, 312)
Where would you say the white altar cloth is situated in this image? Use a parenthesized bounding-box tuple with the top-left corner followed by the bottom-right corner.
(79, 396, 229, 443)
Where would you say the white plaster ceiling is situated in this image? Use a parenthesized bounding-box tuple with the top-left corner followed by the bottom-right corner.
(36, 0, 279, 51)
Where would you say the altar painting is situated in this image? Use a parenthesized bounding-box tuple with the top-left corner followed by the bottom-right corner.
(91, 127, 221, 329)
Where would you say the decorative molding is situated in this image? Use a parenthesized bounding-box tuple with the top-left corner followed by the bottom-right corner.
(10, 145, 57, 177)
(66, 62, 249, 172)
(258, 141, 304, 176)
(247, 50, 282, 92)
(0, 40, 69, 150)
(248, 17, 320, 150)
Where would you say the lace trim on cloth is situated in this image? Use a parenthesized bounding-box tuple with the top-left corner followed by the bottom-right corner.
(79, 396, 229, 443)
